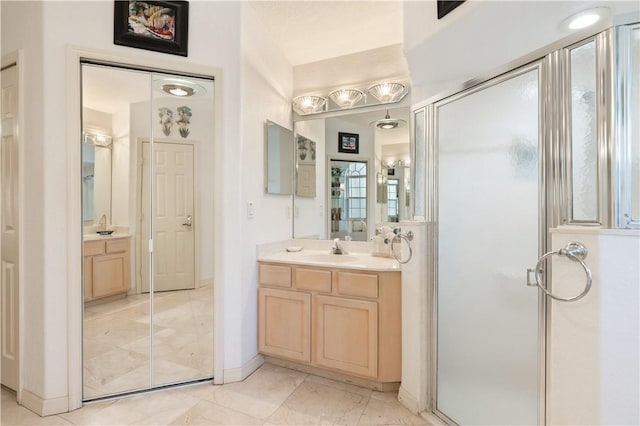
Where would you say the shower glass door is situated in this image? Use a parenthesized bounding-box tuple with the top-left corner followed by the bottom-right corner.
(435, 66, 541, 425)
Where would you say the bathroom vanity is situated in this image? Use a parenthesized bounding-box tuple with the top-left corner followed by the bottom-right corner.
(83, 235, 131, 302)
(257, 251, 401, 390)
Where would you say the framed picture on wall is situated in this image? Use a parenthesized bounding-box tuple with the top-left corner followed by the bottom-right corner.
(114, 1, 189, 57)
(437, 0, 465, 19)
(338, 132, 359, 154)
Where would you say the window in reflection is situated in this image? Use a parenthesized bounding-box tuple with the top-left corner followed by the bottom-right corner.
(330, 160, 367, 241)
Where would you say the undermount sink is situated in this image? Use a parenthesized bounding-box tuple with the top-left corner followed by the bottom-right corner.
(297, 253, 360, 263)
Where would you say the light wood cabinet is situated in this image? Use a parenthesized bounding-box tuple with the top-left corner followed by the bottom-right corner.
(84, 237, 130, 302)
(313, 294, 378, 378)
(258, 287, 310, 362)
(257, 261, 401, 387)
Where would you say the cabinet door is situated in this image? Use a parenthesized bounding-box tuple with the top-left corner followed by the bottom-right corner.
(313, 295, 378, 378)
(258, 287, 310, 362)
(92, 253, 128, 298)
(83, 256, 93, 302)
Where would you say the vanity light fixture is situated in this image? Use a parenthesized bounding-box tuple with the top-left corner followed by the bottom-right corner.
(371, 110, 407, 130)
(83, 131, 113, 147)
(293, 80, 409, 115)
(561, 7, 609, 31)
(368, 82, 407, 103)
(293, 95, 327, 114)
(328, 89, 364, 108)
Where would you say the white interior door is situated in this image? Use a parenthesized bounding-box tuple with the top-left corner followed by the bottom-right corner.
(1, 64, 20, 390)
(141, 141, 195, 292)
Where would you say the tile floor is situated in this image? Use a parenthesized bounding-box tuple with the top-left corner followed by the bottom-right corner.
(1, 363, 432, 425)
(84, 286, 214, 399)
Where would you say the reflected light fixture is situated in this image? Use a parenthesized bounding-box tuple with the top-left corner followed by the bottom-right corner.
(156, 77, 206, 98)
(368, 82, 406, 103)
(293, 95, 326, 114)
(162, 83, 195, 97)
(561, 7, 609, 31)
(328, 89, 364, 108)
(371, 110, 407, 130)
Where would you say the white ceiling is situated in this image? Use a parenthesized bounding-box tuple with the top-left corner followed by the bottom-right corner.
(248, 1, 404, 66)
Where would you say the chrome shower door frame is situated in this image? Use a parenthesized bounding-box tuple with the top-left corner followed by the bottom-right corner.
(425, 60, 548, 426)
(417, 24, 632, 425)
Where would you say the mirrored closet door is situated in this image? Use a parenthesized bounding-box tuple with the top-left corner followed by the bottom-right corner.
(81, 63, 214, 400)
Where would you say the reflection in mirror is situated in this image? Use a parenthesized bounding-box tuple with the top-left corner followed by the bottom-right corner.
(296, 134, 317, 197)
(81, 63, 214, 400)
(330, 160, 368, 241)
(81, 132, 112, 224)
(265, 121, 293, 195)
(82, 64, 151, 399)
(151, 72, 215, 388)
(293, 107, 411, 239)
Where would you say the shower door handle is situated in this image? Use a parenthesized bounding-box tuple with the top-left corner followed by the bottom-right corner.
(526, 268, 540, 287)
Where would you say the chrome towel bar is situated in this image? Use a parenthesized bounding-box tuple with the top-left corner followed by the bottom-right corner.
(528, 242, 593, 302)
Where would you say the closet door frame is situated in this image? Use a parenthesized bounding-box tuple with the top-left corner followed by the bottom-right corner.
(66, 46, 224, 411)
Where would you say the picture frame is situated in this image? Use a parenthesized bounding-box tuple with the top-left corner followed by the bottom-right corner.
(114, 1, 189, 57)
(338, 132, 359, 154)
(437, 0, 465, 19)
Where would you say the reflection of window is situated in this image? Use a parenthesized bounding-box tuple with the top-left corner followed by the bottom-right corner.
(346, 162, 367, 219)
(388, 179, 399, 219)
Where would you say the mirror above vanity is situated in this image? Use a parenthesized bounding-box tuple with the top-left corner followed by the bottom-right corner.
(291, 106, 411, 240)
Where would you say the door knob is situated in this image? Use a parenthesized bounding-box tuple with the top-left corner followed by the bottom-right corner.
(182, 215, 193, 227)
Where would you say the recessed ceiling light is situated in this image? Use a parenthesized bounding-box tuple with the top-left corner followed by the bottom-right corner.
(561, 8, 609, 32)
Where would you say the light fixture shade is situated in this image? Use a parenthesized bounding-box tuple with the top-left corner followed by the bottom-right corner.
(328, 89, 364, 108)
(293, 95, 327, 114)
(370, 110, 407, 130)
(368, 82, 406, 103)
(155, 77, 206, 98)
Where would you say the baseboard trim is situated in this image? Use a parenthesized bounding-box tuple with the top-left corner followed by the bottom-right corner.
(398, 385, 420, 414)
(264, 356, 399, 392)
(21, 389, 69, 416)
(223, 354, 264, 383)
(199, 278, 213, 288)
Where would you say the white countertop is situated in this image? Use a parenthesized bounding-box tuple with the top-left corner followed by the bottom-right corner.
(258, 249, 400, 271)
(83, 233, 131, 242)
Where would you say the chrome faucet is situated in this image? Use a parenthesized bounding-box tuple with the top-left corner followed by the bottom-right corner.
(332, 238, 346, 255)
(97, 214, 107, 230)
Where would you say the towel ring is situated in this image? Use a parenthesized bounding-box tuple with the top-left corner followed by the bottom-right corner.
(391, 231, 413, 264)
(533, 242, 593, 302)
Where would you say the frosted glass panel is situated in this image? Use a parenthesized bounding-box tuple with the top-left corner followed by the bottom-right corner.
(436, 70, 539, 425)
(570, 41, 598, 221)
(413, 109, 426, 218)
(630, 28, 640, 222)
